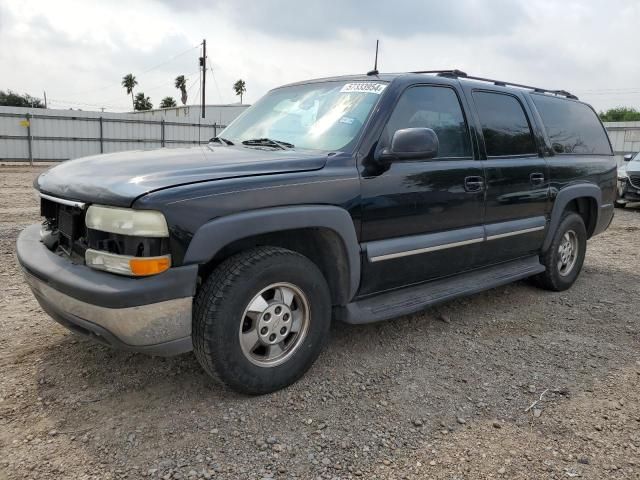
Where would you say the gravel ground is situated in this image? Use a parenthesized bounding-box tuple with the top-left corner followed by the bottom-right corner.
(1, 165, 639, 480)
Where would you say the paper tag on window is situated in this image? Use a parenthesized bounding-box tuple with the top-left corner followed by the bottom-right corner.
(340, 83, 387, 95)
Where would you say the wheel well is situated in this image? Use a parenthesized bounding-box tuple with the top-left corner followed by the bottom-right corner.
(565, 197, 597, 237)
(198, 228, 351, 306)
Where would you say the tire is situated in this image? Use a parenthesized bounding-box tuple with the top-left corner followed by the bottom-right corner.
(534, 212, 587, 292)
(193, 246, 332, 395)
(614, 200, 626, 208)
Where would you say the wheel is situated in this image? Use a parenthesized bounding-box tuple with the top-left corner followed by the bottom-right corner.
(614, 200, 626, 208)
(533, 212, 587, 292)
(193, 246, 331, 395)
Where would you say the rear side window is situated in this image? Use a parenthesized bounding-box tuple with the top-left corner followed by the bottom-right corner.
(383, 85, 472, 158)
(532, 94, 612, 155)
(473, 91, 537, 157)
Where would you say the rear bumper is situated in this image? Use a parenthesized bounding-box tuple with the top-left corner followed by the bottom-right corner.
(17, 224, 198, 355)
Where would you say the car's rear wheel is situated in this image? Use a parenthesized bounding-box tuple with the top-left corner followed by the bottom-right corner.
(533, 212, 587, 291)
(193, 246, 331, 395)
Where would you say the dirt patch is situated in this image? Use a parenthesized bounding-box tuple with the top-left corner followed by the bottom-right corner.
(1, 166, 639, 479)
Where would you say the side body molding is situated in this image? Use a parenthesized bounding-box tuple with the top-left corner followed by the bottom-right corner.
(543, 183, 602, 251)
(183, 205, 362, 301)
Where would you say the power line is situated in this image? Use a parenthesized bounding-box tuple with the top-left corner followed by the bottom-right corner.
(139, 44, 200, 75)
(53, 44, 200, 99)
(208, 58, 223, 103)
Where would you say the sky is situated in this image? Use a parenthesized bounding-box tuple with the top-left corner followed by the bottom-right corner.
(0, 0, 638, 113)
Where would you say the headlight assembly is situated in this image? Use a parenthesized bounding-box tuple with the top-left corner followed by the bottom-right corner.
(85, 205, 169, 237)
(85, 205, 171, 276)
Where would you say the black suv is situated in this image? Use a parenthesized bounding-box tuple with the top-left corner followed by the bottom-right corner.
(17, 70, 616, 394)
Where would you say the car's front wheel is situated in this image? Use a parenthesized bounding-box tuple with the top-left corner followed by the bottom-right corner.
(193, 247, 331, 395)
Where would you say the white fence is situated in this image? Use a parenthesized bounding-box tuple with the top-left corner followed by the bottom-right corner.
(0, 106, 238, 163)
(603, 121, 640, 165)
(2, 106, 636, 165)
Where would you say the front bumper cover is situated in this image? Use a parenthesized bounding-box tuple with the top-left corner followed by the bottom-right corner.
(16, 224, 198, 355)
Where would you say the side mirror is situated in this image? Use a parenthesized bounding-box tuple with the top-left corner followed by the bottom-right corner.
(623, 153, 634, 162)
(378, 128, 439, 163)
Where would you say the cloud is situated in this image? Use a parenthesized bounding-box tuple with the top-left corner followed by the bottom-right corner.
(157, 0, 529, 38)
(0, 0, 639, 112)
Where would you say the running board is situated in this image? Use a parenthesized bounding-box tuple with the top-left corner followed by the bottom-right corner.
(335, 256, 544, 325)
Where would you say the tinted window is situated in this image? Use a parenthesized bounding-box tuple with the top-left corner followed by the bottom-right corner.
(383, 86, 471, 158)
(473, 91, 537, 156)
(532, 94, 612, 155)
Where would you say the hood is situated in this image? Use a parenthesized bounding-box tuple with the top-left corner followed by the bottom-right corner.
(627, 159, 640, 175)
(35, 146, 328, 207)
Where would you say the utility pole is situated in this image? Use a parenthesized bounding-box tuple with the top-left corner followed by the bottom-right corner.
(43, 90, 48, 109)
(200, 39, 206, 118)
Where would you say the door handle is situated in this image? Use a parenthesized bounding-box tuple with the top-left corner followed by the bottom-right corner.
(464, 176, 484, 192)
(530, 172, 545, 186)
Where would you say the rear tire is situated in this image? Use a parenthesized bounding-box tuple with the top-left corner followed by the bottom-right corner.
(534, 212, 586, 292)
(193, 246, 331, 395)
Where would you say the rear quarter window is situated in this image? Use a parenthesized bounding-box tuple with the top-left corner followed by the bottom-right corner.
(531, 94, 612, 155)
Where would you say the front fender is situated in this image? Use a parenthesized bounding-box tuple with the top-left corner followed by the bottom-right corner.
(183, 205, 361, 300)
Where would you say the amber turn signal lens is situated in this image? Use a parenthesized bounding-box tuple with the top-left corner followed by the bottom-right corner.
(129, 256, 171, 276)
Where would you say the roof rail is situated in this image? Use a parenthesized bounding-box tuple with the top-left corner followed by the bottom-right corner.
(409, 70, 579, 100)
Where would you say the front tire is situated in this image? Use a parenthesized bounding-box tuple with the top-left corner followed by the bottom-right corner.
(534, 212, 587, 292)
(193, 247, 331, 395)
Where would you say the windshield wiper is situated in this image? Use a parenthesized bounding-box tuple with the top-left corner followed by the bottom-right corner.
(241, 138, 294, 150)
(209, 136, 234, 146)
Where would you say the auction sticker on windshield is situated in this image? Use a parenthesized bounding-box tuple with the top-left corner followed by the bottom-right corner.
(340, 83, 387, 95)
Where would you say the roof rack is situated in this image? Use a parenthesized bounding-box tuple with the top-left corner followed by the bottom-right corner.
(409, 69, 579, 100)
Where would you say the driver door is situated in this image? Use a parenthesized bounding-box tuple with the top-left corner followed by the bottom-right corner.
(359, 84, 486, 296)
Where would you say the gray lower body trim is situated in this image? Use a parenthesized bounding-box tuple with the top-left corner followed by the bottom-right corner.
(366, 226, 485, 263)
(365, 217, 547, 263)
(25, 270, 193, 355)
(485, 216, 546, 241)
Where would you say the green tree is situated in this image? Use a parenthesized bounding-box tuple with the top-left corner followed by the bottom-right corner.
(133, 92, 153, 111)
(599, 107, 640, 122)
(160, 96, 177, 108)
(121, 73, 138, 110)
(233, 79, 246, 104)
(0, 90, 44, 108)
(175, 75, 188, 105)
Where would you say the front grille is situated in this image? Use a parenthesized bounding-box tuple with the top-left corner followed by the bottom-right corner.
(40, 196, 88, 258)
(629, 175, 640, 189)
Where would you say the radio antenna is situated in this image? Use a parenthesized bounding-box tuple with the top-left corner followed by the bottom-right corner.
(367, 40, 379, 76)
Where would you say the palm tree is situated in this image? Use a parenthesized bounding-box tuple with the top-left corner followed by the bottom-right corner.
(160, 96, 177, 108)
(133, 92, 153, 111)
(233, 79, 246, 104)
(121, 73, 138, 110)
(175, 75, 188, 105)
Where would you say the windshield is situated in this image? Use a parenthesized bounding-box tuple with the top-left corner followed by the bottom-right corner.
(219, 80, 387, 152)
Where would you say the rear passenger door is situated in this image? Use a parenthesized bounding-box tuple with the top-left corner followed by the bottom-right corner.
(469, 89, 549, 263)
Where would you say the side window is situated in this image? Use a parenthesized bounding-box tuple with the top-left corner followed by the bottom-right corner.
(383, 86, 471, 158)
(473, 91, 537, 157)
(531, 94, 612, 155)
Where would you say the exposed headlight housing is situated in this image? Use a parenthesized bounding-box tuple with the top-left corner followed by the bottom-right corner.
(85, 205, 171, 276)
(85, 205, 169, 237)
